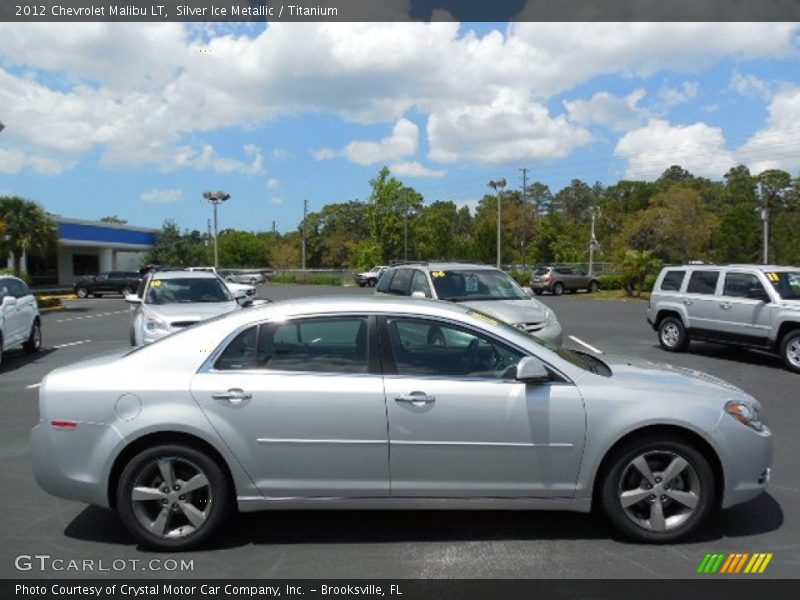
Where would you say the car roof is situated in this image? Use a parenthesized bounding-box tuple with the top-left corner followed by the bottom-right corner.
(151, 270, 218, 280)
(391, 262, 498, 271)
(667, 264, 798, 271)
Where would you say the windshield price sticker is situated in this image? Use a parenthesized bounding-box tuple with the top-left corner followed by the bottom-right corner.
(151, 280, 162, 287)
(766, 272, 779, 282)
(432, 270, 446, 278)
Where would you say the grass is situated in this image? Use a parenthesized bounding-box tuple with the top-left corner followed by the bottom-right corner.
(569, 289, 651, 301)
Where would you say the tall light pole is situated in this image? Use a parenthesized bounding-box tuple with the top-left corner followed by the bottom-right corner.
(202, 191, 230, 269)
(302, 199, 309, 270)
(519, 168, 528, 273)
(588, 206, 600, 275)
(488, 178, 507, 268)
(760, 181, 770, 265)
(403, 188, 408, 262)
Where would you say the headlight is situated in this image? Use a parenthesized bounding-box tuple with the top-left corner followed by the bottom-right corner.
(545, 308, 558, 326)
(724, 400, 764, 432)
(144, 315, 169, 332)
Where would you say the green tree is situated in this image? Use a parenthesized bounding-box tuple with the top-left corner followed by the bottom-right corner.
(713, 166, 760, 263)
(367, 167, 423, 263)
(615, 249, 662, 297)
(99, 215, 127, 224)
(145, 220, 209, 266)
(0, 196, 58, 277)
(217, 230, 272, 268)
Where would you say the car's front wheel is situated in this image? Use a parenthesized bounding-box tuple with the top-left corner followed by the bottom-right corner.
(75, 287, 89, 298)
(600, 436, 714, 543)
(658, 316, 689, 352)
(23, 321, 42, 353)
(588, 280, 600, 293)
(116, 444, 232, 551)
(780, 329, 800, 373)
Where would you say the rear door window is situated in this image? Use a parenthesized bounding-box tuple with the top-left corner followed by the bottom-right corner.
(686, 270, 720, 295)
(660, 270, 686, 291)
(409, 270, 432, 297)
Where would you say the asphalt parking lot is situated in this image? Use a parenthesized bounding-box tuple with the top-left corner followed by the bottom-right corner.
(1, 285, 797, 579)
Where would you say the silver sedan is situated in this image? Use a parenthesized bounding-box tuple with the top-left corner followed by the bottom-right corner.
(30, 296, 772, 550)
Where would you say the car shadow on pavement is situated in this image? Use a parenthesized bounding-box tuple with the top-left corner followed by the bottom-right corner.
(665, 342, 786, 371)
(63, 493, 783, 550)
(0, 348, 56, 374)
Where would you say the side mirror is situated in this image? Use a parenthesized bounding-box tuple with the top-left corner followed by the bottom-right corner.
(411, 291, 427, 299)
(516, 356, 551, 383)
(235, 293, 248, 306)
(747, 287, 769, 302)
(2, 295, 18, 307)
(124, 294, 141, 304)
(522, 286, 535, 298)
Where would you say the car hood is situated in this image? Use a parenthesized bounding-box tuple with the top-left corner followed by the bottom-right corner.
(458, 298, 548, 324)
(600, 354, 752, 399)
(143, 301, 239, 322)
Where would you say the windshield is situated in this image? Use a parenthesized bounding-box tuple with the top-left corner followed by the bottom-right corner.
(145, 278, 232, 304)
(431, 269, 528, 302)
(769, 271, 800, 300)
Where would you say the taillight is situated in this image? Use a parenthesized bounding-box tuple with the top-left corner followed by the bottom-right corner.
(544, 273, 553, 281)
(51, 421, 77, 429)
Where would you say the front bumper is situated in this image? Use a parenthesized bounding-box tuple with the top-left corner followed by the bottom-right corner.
(711, 412, 773, 508)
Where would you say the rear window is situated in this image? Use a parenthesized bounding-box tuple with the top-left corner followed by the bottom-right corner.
(686, 270, 720, 295)
(660, 270, 686, 291)
(376, 269, 394, 293)
(534, 268, 550, 276)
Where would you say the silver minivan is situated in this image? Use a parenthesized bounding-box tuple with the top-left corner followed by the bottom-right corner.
(647, 264, 800, 372)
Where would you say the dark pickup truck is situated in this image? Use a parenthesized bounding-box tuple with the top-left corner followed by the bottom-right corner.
(73, 271, 142, 298)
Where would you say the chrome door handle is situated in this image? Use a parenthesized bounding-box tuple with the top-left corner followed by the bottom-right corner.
(682, 299, 693, 305)
(212, 388, 252, 405)
(720, 302, 731, 310)
(395, 391, 435, 406)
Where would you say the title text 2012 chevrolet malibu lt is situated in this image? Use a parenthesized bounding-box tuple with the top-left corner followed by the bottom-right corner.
(31, 297, 772, 550)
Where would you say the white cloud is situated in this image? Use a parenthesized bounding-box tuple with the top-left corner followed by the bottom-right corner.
(428, 89, 593, 164)
(313, 148, 338, 160)
(168, 144, 264, 174)
(737, 87, 800, 173)
(269, 196, 285, 206)
(141, 188, 184, 204)
(0, 148, 67, 175)
(615, 119, 736, 179)
(0, 22, 798, 169)
(729, 72, 773, 101)
(266, 178, 280, 190)
(564, 89, 647, 131)
(389, 161, 446, 177)
(660, 81, 699, 106)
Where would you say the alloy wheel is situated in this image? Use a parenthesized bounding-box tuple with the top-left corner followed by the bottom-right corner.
(786, 338, 800, 369)
(130, 456, 212, 540)
(618, 450, 701, 533)
(660, 322, 680, 348)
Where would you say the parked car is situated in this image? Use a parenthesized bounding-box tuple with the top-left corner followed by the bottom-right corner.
(186, 267, 256, 303)
(355, 265, 388, 287)
(530, 266, 600, 296)
(31, 295, 771, 549)
(226, 270, 268, 285)
(377, 262, 562, 345)
(0, 275, 42, 367)
(126, 271, 243, 346)
(73, 271, 142, 298)
(647, 264, 800, 372)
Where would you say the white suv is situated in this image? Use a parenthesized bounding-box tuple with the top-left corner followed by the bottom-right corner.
(0, 275, 42, 367)
(647, 264, 800, 372)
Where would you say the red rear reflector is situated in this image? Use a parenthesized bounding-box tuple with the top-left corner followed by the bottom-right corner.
(51, 421, 77, 429)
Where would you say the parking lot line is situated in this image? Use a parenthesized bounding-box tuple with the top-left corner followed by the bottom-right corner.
(52, 339, 92, 349)
(568, 335, 604, 354)
(25, 383, 41, 389)
(55, 310, 128, 323)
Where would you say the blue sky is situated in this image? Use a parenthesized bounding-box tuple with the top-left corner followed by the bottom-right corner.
(1, 22, 799, 234)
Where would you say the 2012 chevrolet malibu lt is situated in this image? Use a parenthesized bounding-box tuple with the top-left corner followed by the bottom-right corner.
(30, 297, 772, 550)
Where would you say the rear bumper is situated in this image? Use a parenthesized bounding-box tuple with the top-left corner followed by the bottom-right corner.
(529, 282, 553, 292)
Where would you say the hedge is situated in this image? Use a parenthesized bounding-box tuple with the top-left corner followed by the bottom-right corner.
(272, 273, 343, 286)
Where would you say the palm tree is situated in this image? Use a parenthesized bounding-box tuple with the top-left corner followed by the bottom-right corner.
(0, 196, 58, 278)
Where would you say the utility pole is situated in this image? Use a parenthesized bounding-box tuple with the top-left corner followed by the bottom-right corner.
(403, 188, 408, 262)
(272, 220, 277, 234)
(202, 191, 231, 269)
(760, 182, 769, 265)
(206, 219, 212, 246)
(488, 178, 507, 269)
(519, 167, 528, 273)
(589, 206, 600, 275)
(302, 199, 309, 270)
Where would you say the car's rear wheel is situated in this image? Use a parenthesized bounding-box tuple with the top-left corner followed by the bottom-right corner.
(552, 282, 564, 296)
(533, 289, 543, 295)
(658, 316, 689, 352)
(75, 287, 89, 298)
(588, 280, 600, 293)
(22, 321, 42, 353)
(116, 444, 232, 551)
(600, 436, 714, 543)
(780, 330, 800, 373)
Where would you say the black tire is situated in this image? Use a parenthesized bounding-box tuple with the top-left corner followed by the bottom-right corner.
(121, 286, 134, 297)
(658, 316, 690, 352)
(116, 444, 232, 551)
(357, 282, 366, 288)
(588, 280, 600, 293)
(249, 278, 257, 285)
(22, 321, 42, 353)
(533, 289, 543, 296)
(600, 436, 715, 543)
(0, 334, 4, 369)
(94, 293, 103, 298)
(75, 287, 89, 299)
(552, 282, 564, 296)
(779, 329, 800, 373)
